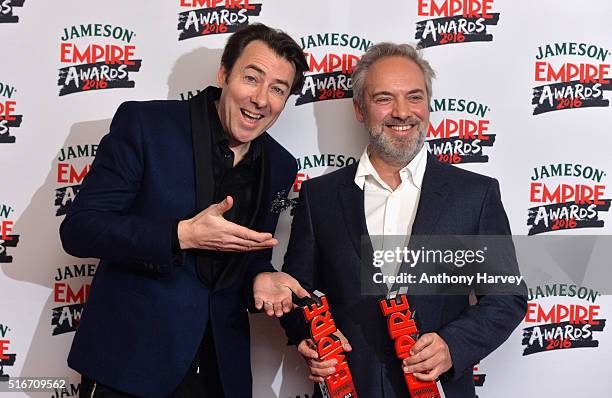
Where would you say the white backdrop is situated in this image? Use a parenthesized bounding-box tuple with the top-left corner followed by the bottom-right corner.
(1, 1, 611, 397)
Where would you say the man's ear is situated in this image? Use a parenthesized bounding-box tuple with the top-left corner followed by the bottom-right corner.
(217, 65, 227, 87)
(353, 100, 365, 123)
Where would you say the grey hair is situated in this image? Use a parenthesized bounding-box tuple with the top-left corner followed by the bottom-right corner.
(352, 42, 436, 110)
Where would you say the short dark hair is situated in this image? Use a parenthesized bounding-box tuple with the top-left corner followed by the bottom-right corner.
(221, 23, 308, 95)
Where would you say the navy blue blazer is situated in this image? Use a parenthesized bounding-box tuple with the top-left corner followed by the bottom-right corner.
(281, 155, 527, 398)
(60, 88, 297, 398)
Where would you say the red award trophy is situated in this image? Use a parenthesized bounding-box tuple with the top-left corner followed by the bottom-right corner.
(295, 290, 358, 398)
(379, 288, 445, 398)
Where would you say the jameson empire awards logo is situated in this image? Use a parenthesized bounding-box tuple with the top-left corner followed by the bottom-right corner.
(426, 98, 495, 164)
(58, 24, 143, 96)
(415, 0, 499, 48)
(527, 163, 611, 235)
(0, 204, 19, 263)
(532, 42, 611, 115)
(51, 264, 96, 336)
(0, 82, 22, 144)
(0, 0, 25, 23)
(0, 323, 16, 381)
(296, 33, 372, 105)
(54, 144, 96, 216)
(177, 0, 262, 41)
(522, 284, 606, 355)
(293, 153, 357, 193)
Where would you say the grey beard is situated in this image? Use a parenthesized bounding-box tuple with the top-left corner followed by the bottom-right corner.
(367, 123, 426, 167)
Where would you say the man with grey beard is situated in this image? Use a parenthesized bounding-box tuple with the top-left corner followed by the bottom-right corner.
(280, 42, 526, 397)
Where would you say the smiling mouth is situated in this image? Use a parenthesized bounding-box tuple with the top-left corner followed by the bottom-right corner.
(387, 124, 416, 132)
(241, 109, 264, 120)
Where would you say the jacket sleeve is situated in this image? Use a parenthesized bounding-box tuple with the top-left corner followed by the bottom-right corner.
(59, 102, 176, 273)
(437, 179, 528, 381)
(279, 180, 318, 345)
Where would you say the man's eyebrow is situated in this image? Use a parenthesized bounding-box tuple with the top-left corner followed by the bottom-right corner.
(273, 78, 290, 88)
(407, 88, 426, 94)
(371, 90, 393, 97)
(243, 64, 290, 87)
(371, 88, 425, 96)
(244, 64, 265, 75)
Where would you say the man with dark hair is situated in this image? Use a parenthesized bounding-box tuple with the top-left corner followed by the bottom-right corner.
(220, 23, 306, 96)
(281, 42, 526, 397)
(60, 23, 309, 398)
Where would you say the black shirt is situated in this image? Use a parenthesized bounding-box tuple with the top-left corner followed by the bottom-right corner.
(208, 88, 262, 226)
(206, 87, 263, 285)
(172, 87, 264, 287)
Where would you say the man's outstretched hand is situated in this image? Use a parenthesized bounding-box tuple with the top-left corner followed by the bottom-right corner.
(178, 196, 278, 252)
(254, 272, 309, 317)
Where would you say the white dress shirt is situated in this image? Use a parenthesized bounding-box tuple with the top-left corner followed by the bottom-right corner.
(354, 144, 428, 288)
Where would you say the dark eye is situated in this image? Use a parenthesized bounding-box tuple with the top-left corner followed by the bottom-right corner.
(409, 94, 424, 102)
(272, 86, 286, 96)
(244, 75, 257, 83)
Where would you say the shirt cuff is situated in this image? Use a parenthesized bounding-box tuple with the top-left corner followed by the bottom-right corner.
(171, 219, 184, 265)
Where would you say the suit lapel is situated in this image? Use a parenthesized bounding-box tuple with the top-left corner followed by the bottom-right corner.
(190, 90, 215, 212)
(254, 141, 273, 229)
(338, 166, 368, 256)
(396, 155, 451, 322)
(338, 165, 386, 295)
(396, 155, 449, 293)
(190, 90, 216, 286)
(249, 147, 267, 228)
(410, 154, 450, 236)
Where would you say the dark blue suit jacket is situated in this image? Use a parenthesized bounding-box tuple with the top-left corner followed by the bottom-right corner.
(281, 155, 527, 398)
(60, 88, 297, 398)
